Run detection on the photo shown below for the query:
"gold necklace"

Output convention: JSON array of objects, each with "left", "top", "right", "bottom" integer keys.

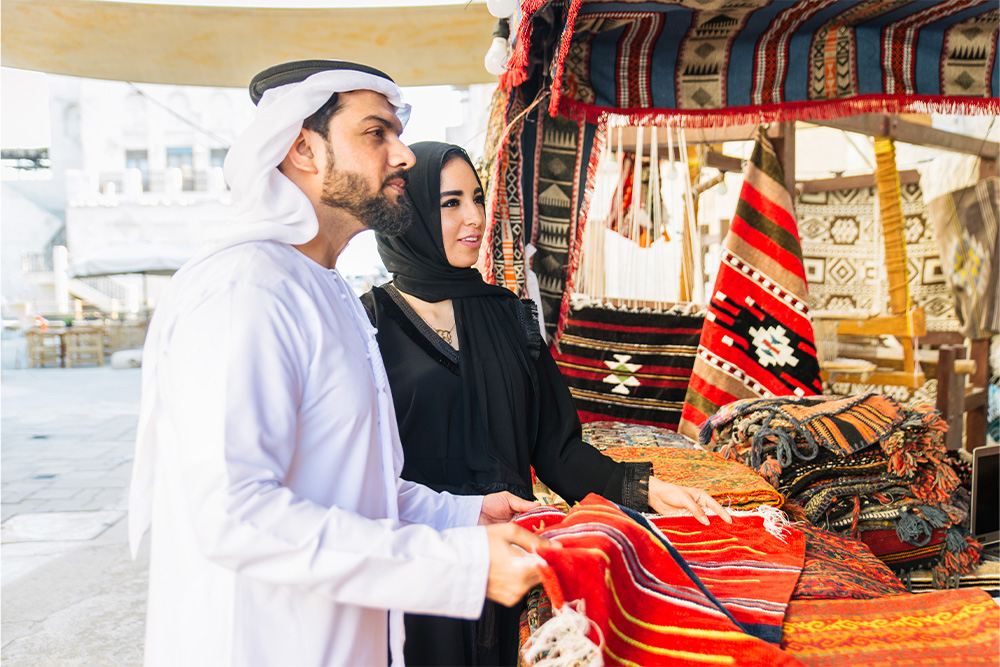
[{"left": 434, "top": 322, "right": 456, "bottom": 345}]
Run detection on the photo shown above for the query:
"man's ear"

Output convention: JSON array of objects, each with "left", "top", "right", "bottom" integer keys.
[{"left": 283, "top": 129, "right": 320, "bottom": 175}]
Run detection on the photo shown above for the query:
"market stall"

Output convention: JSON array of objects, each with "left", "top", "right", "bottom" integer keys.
[{"left": 482, "top": 1, "right": 999, "bottom": 663}]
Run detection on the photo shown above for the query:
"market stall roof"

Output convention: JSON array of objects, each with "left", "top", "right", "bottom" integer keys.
[{"left": 1, "top": 0, "right": 499, "bottom": 88}]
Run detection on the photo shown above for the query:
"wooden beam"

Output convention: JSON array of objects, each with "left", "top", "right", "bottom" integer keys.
[
  {"left": 798, "top": 169, "right": 921, "bottom": 194},
  {"left": 833, "top": 308, "right": 927, "bottom": 338},
  {"left": 806, "top": 114, "right": 999, "bottom": 158},
  {"left": 0, "top": 0, "right": 499, "bottom": 88}
]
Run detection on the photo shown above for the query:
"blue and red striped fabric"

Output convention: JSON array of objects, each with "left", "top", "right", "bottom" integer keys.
[{"left": 505, "top": 0, "right": 1000, "bottom": 126}]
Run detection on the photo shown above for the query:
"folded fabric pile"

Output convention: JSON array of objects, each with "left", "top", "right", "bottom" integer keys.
[
  {"left": 701, "top": 394, "right": 981, "bottom": 581},
  {"left": 515, "top": 495, "right": 806, "bottom": 666}
]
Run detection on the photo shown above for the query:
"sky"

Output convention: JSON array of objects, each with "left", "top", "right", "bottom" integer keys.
[{"left": 1, "top": 69, "right": 51, "bottom": 149}]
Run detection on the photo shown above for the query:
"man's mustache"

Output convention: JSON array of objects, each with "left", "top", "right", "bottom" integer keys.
[{"left": 383, "top": 170, "right": 410, "bottom": 189}]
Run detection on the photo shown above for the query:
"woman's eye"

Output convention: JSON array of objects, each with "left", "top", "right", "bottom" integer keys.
[
  {"left": 440, "top": 198, "right": 459, "bottom": 208},
  {"left": 474, "top": 194, "right": 486, "bottom": 206}
]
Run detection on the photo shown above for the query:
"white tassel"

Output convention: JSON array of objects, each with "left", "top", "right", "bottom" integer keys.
[
  {"left": 650, "top": 503, "right": 793, "bottom": 542},
  {"left": 521, "top": 599, "right": 604, "bottom": 667}
]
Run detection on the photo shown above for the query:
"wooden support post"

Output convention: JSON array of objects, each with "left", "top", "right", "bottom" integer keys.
[{"left": 936, "top": 345, "right": 965, "bottom": 451}]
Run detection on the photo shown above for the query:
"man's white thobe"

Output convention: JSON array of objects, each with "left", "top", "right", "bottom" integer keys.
[{"left": 131, "top": 240, "right": 489, "bottom": 666}]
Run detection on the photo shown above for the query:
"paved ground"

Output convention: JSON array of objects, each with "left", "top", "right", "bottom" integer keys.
[{"left": 2, "top": 332, "right": 147, "bottom": 666}]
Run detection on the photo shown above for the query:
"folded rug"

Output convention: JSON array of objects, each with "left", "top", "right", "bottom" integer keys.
[
  {"left": 583, "top": 420, "right": 700, "bottom": 450},
  {"left": 601, "top": 445, "right": 784, "bottom": 510},
  {"left": 792, "top": 523, "right": 908, "bottom": 600},
  {"left": 781, "top": 588, "right": 1000, "bottom": 666}
]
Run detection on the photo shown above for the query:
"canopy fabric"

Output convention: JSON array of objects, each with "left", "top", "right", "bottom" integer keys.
[
  {"left": 68, "top": 242, "right": 196, "bottom": 278},
  {"left": 503, "top": 0, "right": 999, "bottom": 127},
  {"left": 1, "top": 0, "right": 498, "bottom": 88}
]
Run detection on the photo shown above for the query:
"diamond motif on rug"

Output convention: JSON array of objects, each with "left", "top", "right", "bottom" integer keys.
[{"left": 603, "top": 354, "right": 642, "bottom": 394}]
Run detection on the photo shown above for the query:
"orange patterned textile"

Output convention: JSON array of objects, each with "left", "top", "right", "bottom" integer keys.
[
  {"left": 601, "top": 445, "right": 784, "bottom": 510},
  {"left": 781, "top": 588, "right": 1000, "bottom": 666}
]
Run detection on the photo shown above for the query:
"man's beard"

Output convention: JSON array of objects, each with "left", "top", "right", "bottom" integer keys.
[{"left": 320, "top": 156, "right": 412, "bottom": 237}]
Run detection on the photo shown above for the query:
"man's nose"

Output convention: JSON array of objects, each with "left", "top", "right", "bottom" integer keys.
[{"left": 389, "top": 137, "right": 415, "bottom": 171}]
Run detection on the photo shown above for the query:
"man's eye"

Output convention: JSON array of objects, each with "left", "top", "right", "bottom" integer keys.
[{"left": 369, "top": 129, "right": 385, "bottom": 138}]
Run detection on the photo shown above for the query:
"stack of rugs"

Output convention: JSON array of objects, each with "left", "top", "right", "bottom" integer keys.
[
  {"left": 515, "top": 496, "right": 1000, "bottom": 667},
  {"left": 700, "top": 393, "right": 982, "bottom": 581}
]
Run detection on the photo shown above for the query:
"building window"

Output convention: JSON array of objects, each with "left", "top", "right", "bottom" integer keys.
[
  {"left": 126, "top": 149, "right": 150, "bottom": 191},
  {"left": 210, "top": 148, "right": 228, "bottom": 170},
  {"left": 166, "top": 147, "right": 194, "bottom": 191}
]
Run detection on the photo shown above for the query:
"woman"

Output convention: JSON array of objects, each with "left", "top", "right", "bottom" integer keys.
[{"left": 362, "top": 142, "right": 729, "bottom": 666}]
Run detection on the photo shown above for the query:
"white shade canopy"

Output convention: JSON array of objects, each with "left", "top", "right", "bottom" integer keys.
[
  {"left": 1, "top": 0, "right": 499, "bottom": 88},
  {"left": 68, "top": 241, "right": 197, "bottom": 278}
]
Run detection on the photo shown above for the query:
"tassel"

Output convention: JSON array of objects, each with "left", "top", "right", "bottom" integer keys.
[{"left": 521, "top": 599, "right": 604, "bottom": 667}]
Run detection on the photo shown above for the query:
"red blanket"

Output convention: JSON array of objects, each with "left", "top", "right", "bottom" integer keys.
[{"left": 516, "top": 495, "right": 805, "bottom": 666}]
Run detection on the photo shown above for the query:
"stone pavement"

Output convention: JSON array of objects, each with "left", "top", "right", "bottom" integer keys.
[{"left": 2, "top": 358, "right": 147, "bottom": 666}]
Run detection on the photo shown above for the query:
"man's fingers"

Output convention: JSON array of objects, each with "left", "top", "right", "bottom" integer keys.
[
  {"left": 505, "top": 493, "right": 541, "bottom": 513},
  {"left": 500, "top": 522, "right": 560, "bottom": 551}
]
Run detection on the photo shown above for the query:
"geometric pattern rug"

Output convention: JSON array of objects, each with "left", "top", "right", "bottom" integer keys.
[
  {"left": 798, "top": 182, "right": 961, "bottom": 407},
  {"left": 797, "top": 182, "right": 960, "bottom": 331},
  {"left": 553, "top": 301, "right": 705, "bottom": 429}
]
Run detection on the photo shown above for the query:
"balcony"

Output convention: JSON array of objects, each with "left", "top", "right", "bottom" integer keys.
[{"left": 67, "top": 167, "right": 230, "bottom": 205}]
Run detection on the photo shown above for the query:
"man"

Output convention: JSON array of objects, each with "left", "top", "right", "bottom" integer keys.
[{"left": 128, "top": 60, "right": 551, "bottom": 666}]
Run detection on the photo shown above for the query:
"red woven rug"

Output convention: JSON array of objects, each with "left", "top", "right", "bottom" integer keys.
[
  {"left": 679, "top": 129, "right": 821, "bottom": 440},
  {"left": 781, "top": 588, "right": 1000, "bottom": 666},
  {"left": 516, "top": 495, "right": 806, "bottom": 666},
  {"left": 552, "top": 302, "right": 705, "bottom": 429}
]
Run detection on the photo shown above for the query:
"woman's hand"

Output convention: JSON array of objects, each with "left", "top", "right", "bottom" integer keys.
[
  {"left": 647, "top": 477, "right": 733, "bottom": 525},
  {"left": 479, "top": 491, "right": 541, "bottom": 525}
]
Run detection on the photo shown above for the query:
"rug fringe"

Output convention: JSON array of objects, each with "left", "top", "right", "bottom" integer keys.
[{"left": 557, "top": 95, "right": 1000, "bottom": 128}]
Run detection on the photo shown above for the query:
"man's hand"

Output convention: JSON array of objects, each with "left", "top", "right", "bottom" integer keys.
[
  {"left": 647, "top": 477, "right": 733, "bottom": 525},
  {"left": 484, "top": 523, "right": 555, "bottom": 606},
  {"left": 478, "top": 491, "right": 540, "bottom": 525}
]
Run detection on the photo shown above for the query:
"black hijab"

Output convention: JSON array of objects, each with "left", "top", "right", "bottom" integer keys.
[{"left": 375, "top": 141, "right": 540, "bottom": 498}]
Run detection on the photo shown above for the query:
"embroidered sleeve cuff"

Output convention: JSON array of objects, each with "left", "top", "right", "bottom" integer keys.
[{"left": 621, "top": 462, "right": 653, "bottom": 513}]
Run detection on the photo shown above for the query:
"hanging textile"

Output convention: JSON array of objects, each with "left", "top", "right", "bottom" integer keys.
[
  {"left": 484, "top": 17, "right": 605, "bottom": 342},
  {"left": 679, "top": 129, "right": 821, "bottom": 439},
  {"left": 551, "top": 301, "right": 704, "bottom": 429},
  {"left": 926, "top": 178, "right": 1000, "bottom": 339},
  {"left": 504, "top": 0, "right": 1000, "bottom": 127},
  {"left": 798, "top": 183, "right": 960, "bottom": 332},
  {"left": 781, "top": 589, "right": 1000, "bottom": 666},
  {"left": 514, "top": 495, "right": 806, "bottom": 665}
]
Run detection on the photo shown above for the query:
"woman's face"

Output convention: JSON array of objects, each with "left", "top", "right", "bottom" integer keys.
[{"left": 439, "top": 157, "right": 486, "bottom": 268}]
